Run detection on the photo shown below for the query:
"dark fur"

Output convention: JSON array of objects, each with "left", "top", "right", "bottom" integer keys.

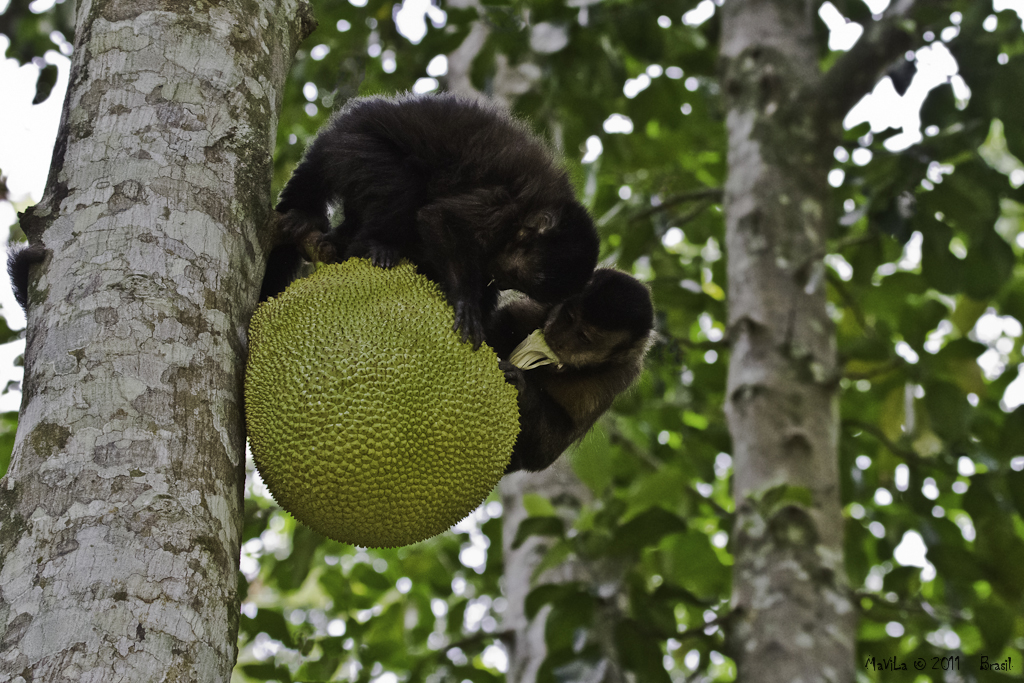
[
  {"left": 267, "top": 93, "right": 600, "bottom": 346},
  {"left": 487, "top": 269, "right": 654, "bottom": 473},
  {"left": 8, "top": 244, "right": 46, "bottom": 312},
  {"left": 259, "top": 245, "right": 309, "bottom": 302}
]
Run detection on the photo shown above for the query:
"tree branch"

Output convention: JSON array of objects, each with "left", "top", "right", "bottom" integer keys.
[
  {"left": 825, "top": 271, "right": 872, "bottom": 334},
  {"left": 843, "top": 356, "right": 903, "bottom": 381},
  {"left": 819, "top": 0, "right": 925, "bottom": 119},
  {"left": 445, "top": 6, "right": 491, "bottom": 100},
  {"left": 792, "top": 230, "right": 878, "bottom": 275},
  {"left": 630, "top": 187, "right": 723, "bottom": 223},
  {"left": 675, "top": 611, "right": 733, "bottom": 642},
  {"left": 842, "top": 419, "right": 942, "bottom": 470}
]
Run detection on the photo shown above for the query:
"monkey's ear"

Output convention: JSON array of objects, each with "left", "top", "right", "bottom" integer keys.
[{"left": 525, "top": 211, "right": 556, "bottom": 234}]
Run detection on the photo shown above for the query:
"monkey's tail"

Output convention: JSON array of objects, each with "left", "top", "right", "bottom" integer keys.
[{"left": 7, "top": 243, "right": 46, "bottom": 312}]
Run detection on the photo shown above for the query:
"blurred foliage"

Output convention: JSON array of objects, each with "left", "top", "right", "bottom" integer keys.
[
  {"left": 4, "top": 0, "right": 1024, "bottom": 681},
  {"left": 0, "top": 411, "right": 17, "bottom": 476},
  {"left": 0, "top": 0, "right": 74, "bottom": 103}
]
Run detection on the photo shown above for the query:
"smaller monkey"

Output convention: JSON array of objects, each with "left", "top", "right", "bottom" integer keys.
[
  {"left": 486, "top": 268, "right": 655, "bottom": 473},
  {"left": 8, "top": 243, "right": 46, "bottom": 312}
]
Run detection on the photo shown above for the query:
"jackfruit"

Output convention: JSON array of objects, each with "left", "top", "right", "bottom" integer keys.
[{"left": 245, "top": 258, "right": 520, "bottom": 548}]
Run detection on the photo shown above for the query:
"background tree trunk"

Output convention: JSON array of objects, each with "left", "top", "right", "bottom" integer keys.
[
  {"left": 0, "top": 0, "right": 313, "bottom": 679},
  {"left": 719, "top": 1, "right": 915, "bottom": 679},
  {"left": 501, "top": 461, "right": 629, "bottom": 683},
  {"left": 719, "top": 1, "right": 853, "bottom": 678}
]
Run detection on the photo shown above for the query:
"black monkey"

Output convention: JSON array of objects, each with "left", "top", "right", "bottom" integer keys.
[
  {"left": 486, "top": 268, "right": 655, "bottom": 473},
  {"left": 267, "top": 93, "right": 600, "bottom": 347},
  {"left": 8, "top": 244, "right": 46, "bottom": 312}
]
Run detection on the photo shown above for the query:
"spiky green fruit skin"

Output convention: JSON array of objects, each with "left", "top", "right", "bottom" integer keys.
[{"left": 245, "top": 259, "right": 519, "bottom": 548}]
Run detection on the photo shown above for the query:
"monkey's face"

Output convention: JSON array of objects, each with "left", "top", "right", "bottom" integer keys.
[
  {"left": 542, "top": 302, "right": 634, "bottom": 368},
  {"left": 489, "top": 228, "right": 546, "bottom": 292},
  {"left": 491, "top": 203, "right": 598, "bottom": 303}
]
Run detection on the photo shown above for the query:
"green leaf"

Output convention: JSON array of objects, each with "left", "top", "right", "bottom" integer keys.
[
  {"left": 32, "top": 63, "right": 57, "bottom": 104},
  {"left": 615, "top": 619, "right": 672, "bottom": 683},
  {"left": 622, "top": 466, "right": 690, "bottom": 520},
  {"left": 545, "top": 589, "right": 595, "bottom": 652},
  {"left": 662, "top": 531, "right": 728, "bottom": 598},
  {"left": 350, "top": 561, "right": 391, "bottom": 592},
  {"left": 0, "top": 412, "right": 17, "bottom": 478},
  {"left": 962, "top": 230, "right": 1016, "bottom": 299},
  {"left": 272, "top": 525, "right": 319, "bottom": 591},
  {"left": 241, "top": 663, "right": 294, "bottom": 683},
  {"left": 755, "top": 484, "right": 814, "bottom": 517},
  {"left": 1007, "top": 471, "right": 1024, "bottom": 518},
  {"left": 682, "top": 411, "right": 708, "bottom": 430},
  {"left": 532, "top": 539, "right": 572, "bottom": 581},
  {"left": 921, "top": 380, "right": 970, "bottom": 441},
  {"left": 918, "top": 216, "right": 963, "bottom": 294},
  {"left": 608, "top": 508, "right": 687, "bottom": 556},
  {"left": 240, "top": 608, "right": 294, "bottom": 649},
  {"left": 522, "top": 492, "right": 557, "bottom": 517},
  {"left": 572, "top": 426, "right": 614, "bottom": 494},
  {"left": 525, "top": 582, "right": 579, "bottom": 620},
  {"left": 926, "top": 337, "right": 987, "bottom": 395},
  {"left": 511, "top": 516, "right": 565, "bottom": 549},
  {"left": 0, "top": 315, "right": 19, "bottom": 345},
  {"left": 974, "top": 601, "right": 1014, "bottom": 653}
]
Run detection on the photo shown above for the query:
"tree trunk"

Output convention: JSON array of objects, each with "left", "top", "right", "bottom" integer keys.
[
  {"left": 501, "top": 460, "right": 627, "bottom": 683},
  {"left": 719, "top": 0, "right": 920, "bottom": 675},
  {"left": 0, "top": 1, "right": 313, "bottom": 679},
  {"left": 719, "top": 1, "right": 858, "bottom": 680}
]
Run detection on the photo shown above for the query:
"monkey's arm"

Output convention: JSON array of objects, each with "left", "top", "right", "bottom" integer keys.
[
  {"left": 484, "top": 297, "right": 549, "bottom": 358},
  {"left": 542, "top": 361, "right": 643, "bottom": 430},
  {"left": 259, "top": 217, "right": 339, "bottom": 301},
  {"left": 416, "top": 189, "right": 514, "bottom": 348},
  {"left": 504, "top": 365, "right": 580, "bottom": 473},
  {"left": 259, "top": 246, "right": 306, "bottom": 301},
  {"left": 275, "top": 140, "right": 336, "bottom": 242},
  {"left": 507, "top": 360, "right": 643, "bottom": 473}
]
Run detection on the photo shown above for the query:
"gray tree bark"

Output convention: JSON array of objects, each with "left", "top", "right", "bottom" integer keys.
[
  {"left": 501, "top": 461, "right": 627, "bottom": 683},
  {"left": 719, "top": 0, "right": 916, "bottom": 680},
  {"left": 0, "top": 0, "right": 313, "bottom": 679}
]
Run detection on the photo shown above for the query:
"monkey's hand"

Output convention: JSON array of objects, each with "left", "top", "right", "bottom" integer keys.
[
  {"left": 347, "top": 238, "right": 402, "bottom": 269},
  {"left": 452, "top": 300, "right": 486, "bottom": 350},
  {"left": 310, "top": 234, "right": 339, "bottom": 263},
  {"left": 497, "top": 360, "right": 526, "bottom": 395},
  {"left": 278, "top": 209, "right": 330, "bottom": 245},
  {"left": 366, "top": 242, "right": 401, "bottom": 269}
]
